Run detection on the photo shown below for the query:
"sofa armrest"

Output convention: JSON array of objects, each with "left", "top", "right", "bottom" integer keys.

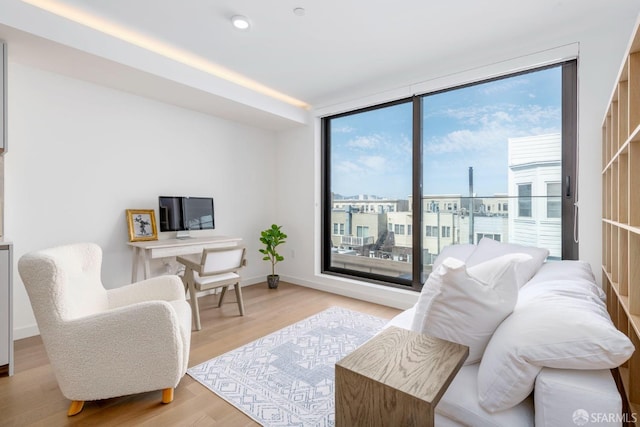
[{"left": 534, "top": 368, "right": 622, "bottom": 427}]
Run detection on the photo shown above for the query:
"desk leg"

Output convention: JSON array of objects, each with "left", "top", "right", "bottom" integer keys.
[
  {"left": 142, "top": 252, "right": 151, "bottom": 280},
  {"left": 131, "top": 247, "right": 140, "bottom": 283},
  {"left": 131, "top": 248, "right": 153, "bottom": 282}
]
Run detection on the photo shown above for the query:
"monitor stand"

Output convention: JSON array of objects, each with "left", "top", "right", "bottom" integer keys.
[{"left": 176, "top": 230, "right": 191, "bottom": 240}]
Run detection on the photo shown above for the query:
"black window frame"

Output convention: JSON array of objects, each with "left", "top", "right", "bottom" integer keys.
[{"left": 321, "top": 60, "right": 578, "bottom": 290}]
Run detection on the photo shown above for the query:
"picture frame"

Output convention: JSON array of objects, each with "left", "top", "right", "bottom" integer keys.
[{"left": 126, "top": 209, "right": 158, "bottom": 242}]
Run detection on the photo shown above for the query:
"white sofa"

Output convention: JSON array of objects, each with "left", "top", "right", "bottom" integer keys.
[{"left": 385, "top": 239, "right": 634, "bottom": 426}]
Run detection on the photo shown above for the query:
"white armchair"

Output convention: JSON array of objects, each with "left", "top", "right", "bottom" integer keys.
[{"left": 17, "top": 243, "right": 192, "bottom": 416}]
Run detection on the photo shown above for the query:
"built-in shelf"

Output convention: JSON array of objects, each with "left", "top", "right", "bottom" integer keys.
[{"left": 602, "top": 13, "right": 640, "bottom": 416}]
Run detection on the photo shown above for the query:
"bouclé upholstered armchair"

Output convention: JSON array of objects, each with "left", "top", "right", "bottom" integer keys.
[{"left": 17, "top": 243, "right": 192, "bottom": 416}]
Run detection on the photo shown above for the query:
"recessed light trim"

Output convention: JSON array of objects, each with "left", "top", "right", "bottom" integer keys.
[{"left": 231, "top": 15, "right": 250, "bottom": 30}]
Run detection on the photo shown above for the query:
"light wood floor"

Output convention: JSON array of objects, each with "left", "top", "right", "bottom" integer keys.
[{"left": 0, "top": 282, "right": 402, "bottom": 426}]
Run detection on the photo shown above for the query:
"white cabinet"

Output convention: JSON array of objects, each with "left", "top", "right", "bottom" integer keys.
[
  {"left": 1, "top": 41, "right": 5, "bottom": 152},
  {"left": 0, "top": 243, "right": 12, "bottom": 376}
]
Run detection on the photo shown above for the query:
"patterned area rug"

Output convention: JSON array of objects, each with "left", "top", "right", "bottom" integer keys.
[{"left": 187, "top": 306, "right": 388, "bottom": 427}]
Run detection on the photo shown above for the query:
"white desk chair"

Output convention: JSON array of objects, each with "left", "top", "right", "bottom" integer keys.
[{"left": 177, "top": 246, "right": 246, "bottom": 331}]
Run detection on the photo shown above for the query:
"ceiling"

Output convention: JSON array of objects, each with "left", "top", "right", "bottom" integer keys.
[{"left": 1, "top": 0, "right": 640, "bottom": 130}]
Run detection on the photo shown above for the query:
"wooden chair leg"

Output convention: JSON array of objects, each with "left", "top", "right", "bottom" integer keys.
[
  {"left": 180, "top": 273, "right": 189, "bottom": 294},
  {"left": 161, "top": 388, "right": 174, "bottom": 404},
  {"left": 234, "top": 283, "right": 245, "bottom": 316},
  {"left": 67, "top": 400, "right": 84, "bottom": 416},
  {"left": 186, "top": 275, "right": 201, "bottom": 331},
  {"left": 217, "top": 286, "right": 228, "bottom": 307}
]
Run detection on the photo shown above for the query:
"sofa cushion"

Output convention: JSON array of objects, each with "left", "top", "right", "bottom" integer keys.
[
  {"left": 477, "top": 261, "right": 635, "bottom": 412},
  {"left": 436, "top": 364, "right": 534, "bottom": 427},
  {"left": 534, "top": 368, "right": 622, "bottom": 427},
  {"left": 466, "top": 237, "right": 549, "bottom": 287},
  {"left": 411, "top": 253, "right": 531, "bottom": 364},
  {"left": 384, "top": 305, "right": 415, "bottom": 330}
]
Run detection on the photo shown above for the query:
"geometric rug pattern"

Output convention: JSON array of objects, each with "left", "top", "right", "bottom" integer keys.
[{"left": 187, "top": 306, "right": 388, "bottom": 427}]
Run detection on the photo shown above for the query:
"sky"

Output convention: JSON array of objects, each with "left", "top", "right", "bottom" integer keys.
[{"left": 330, "top": 66, "right": 562, "bottom": 199}]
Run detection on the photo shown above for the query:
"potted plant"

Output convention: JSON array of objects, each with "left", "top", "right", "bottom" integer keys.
[{"left": 259, "top": 224, "right": 287, "bottom": 289}]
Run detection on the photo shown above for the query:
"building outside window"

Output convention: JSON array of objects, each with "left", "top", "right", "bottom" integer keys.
[{"left": 477, "top": 233, "right": 501, "bottom": 242}]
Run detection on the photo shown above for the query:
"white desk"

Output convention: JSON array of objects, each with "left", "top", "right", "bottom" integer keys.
[{"left": 128, "top": 236, "right": 242, "bottom": 282}]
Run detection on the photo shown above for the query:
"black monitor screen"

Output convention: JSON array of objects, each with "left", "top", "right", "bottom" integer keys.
[
  {"left": 159, "top": 196, "right": 182, "bottom": 232},
  {"left": 158, "top": 196, "right": 215, "bottom": 232},
  {"left": 183, "top": 197, "right": 215, "bottom": 230}
]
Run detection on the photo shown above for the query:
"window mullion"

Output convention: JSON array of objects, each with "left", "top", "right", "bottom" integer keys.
[{"left": 412, "top": 96, "right": 423, "bottom": 289}]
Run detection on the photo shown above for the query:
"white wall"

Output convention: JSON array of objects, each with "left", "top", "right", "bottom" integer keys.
[
  {"left": 6, "top": 63, "right": 279, "bottom": 338},
  {"left": 7, "top": 13, "right": 638, "bottom": 339},
  {"left": 276, "top": 17, "right": 639, "bottom": 306}
]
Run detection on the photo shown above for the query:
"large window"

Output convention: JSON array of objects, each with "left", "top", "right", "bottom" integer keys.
[{"left": 322, "top": 61, "right": 577, "bottom": 289}]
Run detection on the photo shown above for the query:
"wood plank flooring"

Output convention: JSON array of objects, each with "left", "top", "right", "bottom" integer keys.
[{"left": 0, "top": 282, "right": 401, "bottom": 426}]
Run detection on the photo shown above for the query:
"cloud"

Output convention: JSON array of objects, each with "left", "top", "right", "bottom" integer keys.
[
  {"left": 347, "top": 134, "right": 381, "bottom": 149},
  {"left": 425, "top": 103, "right": 560, "bottom": 154},
  {"left": 334, "top": 132, "right": 412, "bottom": 191},
  {"left": 359, "top": 155, "right": 387, "bottom": 170},
  {"left": 334, "top": 160, "right": 363, "bottom": 174},
  {"left": 479, "top": 78, "right": 529, "bottom": 95},
  {"left": 333, "top": 124, "right": 355, "bottom": 134},
  {"left": 425, "top": 128, "right": 504, "bottom": 154}
]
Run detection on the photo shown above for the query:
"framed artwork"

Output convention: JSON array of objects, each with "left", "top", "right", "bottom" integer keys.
[{"left": 126, "top": 209, "right": 158, "bottom": 242}]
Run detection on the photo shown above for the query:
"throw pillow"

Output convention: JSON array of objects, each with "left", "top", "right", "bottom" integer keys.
[
  {"left": 432, "top": 243, "right": 476, "bottom": 272},
  {"left": 466, "top": 237, "right": 549, "bottom": 287},
  {"left": 477, "top": 263, "right": 635, "bottom": 412},
  {"left": 411, "top": 253, "right": 532, "bottom": 365}
]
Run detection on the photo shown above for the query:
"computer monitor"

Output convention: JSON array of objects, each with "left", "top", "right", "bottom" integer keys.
[
  {"left": 183, "top": 197, "right": 215, "bottom": 230},
  {"left": 158, "top": 196, "right": 214, "bottom": 238}
]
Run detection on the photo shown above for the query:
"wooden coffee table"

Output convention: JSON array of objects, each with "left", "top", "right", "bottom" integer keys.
[{"left": 335, "top": 326, "right": 468, "bottom": 427}]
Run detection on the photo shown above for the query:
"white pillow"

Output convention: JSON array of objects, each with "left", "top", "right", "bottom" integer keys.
[
  {"left": 523, "top": 260, "right": 597, "bottom": 289},
  {"left": 466, "top": 237, "right": 549, "bottom": 287},
  {"left": 411, "top": 253, "right": 532, "bottom": 365},
  {"left": 432, "top": 243, "right": 476, "bottom": 272},
  {"left": 477, "top": 267, "right": 635, "bottom": 412}
]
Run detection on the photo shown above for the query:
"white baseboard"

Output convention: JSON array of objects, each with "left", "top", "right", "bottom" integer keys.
[
  {"left": 278, "top": 274, "right": 417, "bottom": 310},
  {"left": 14, "top": 324, "right": 39, "bottom": 341}
]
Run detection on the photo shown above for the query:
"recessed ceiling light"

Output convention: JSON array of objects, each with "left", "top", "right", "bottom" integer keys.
[
  {"left": 293, "top": 7, "right": 305, "bottom": 16},
  {"left": 231, "top": 15, "right": 250, "bottom": 30}
]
